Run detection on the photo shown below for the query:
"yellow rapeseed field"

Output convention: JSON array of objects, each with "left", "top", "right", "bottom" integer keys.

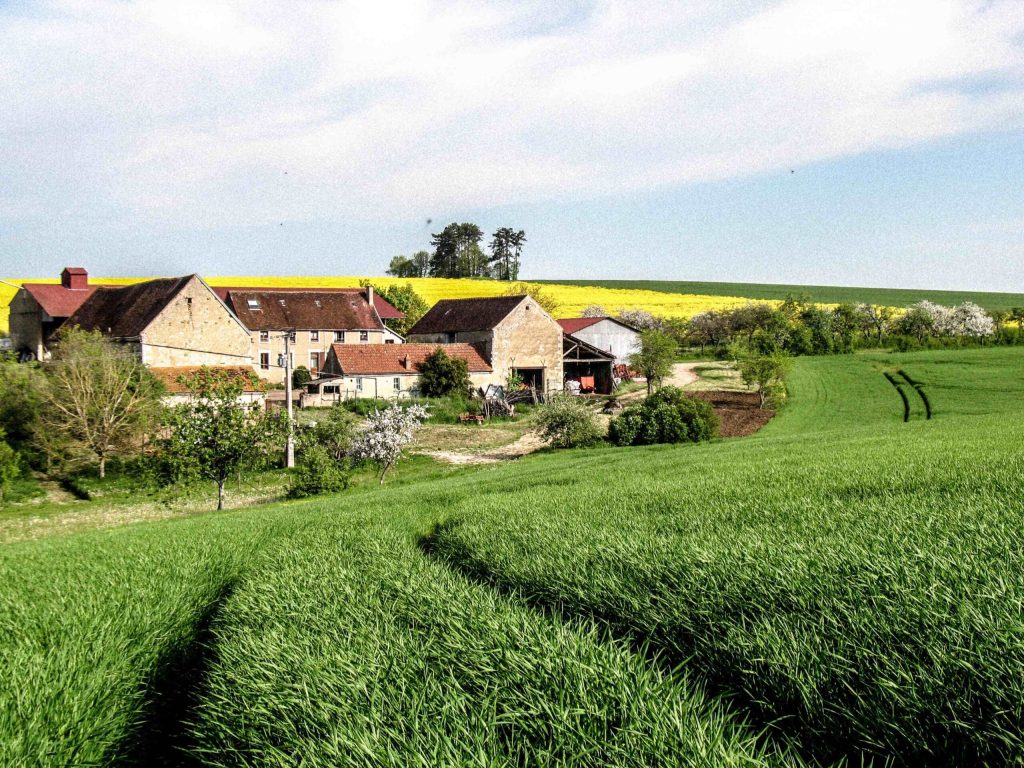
[{"left": 0, "top": 275, "right": 756, "bottom": 334}]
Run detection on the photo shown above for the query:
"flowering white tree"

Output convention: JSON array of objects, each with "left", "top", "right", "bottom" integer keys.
[
  {"left": 349, "top": 404, "right": 429, "bottom": 484},
  {"left": 951, "top": 302, "right": 995, "bottom": 338},
  {"left": 581, "top": 304, "right": 607, "bottom": 318}
]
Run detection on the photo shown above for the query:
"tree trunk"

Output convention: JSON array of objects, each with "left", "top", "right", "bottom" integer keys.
[
  {"left": 217, "top": 478, "right": 226, "bottom": 511},
  {"left": 98, "top": 455, "right": 106, "bottom": 479}
]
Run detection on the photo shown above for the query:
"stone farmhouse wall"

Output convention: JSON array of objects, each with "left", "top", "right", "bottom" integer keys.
[
  {"left": 7, "top": 291, "right": 44, "bottom": 360},
  {"left": 140, "top": 279, "right": 252, "bottom": 367},
  {"left": 253, "top": 328, "right": 391, "bottom": 385}
]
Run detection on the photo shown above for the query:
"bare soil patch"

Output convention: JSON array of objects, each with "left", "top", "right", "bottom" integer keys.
[{"left": 690, "top": 390, "right": 775, "bottom": 438}]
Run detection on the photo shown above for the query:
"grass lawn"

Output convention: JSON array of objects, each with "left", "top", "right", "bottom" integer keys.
[{"left": 1, "top": 347, "right": 1022, "bottom": 765}]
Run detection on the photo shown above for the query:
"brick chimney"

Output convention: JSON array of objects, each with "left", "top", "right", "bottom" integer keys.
[
  {"left": 402, "top": 354, "right": 411, "bottom": 371},
  {"left": 61, "top": 267, "right": 88, "bottom": 290}
]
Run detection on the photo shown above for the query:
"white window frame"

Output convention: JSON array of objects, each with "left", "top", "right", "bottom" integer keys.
[
  {"left": 259, "top": 352, "right": 270, "bottom": 370},
  {"left": 393, "top": 377, "right": 401, "bottom": 392},
  {"left": 356, "top": 377, "right": 363, "bottom": 392},
  {"left": 359, "top": 330, "right": 369, "bottom": 343},
  {"left": 259, "top": 330, "right": 269, "bottom": 342},
  {"left": 334, "top": 331, "right": 344, "bottom": 343},
  {"left": 310, "top": 330, "right": 319, "bottom": 342}
]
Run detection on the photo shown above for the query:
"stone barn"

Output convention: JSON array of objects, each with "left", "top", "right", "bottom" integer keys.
[{"left": 407, "top": 295, "right": 563, "bottom": 393}]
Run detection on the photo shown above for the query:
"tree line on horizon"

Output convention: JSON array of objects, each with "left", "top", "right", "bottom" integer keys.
[{"left": 386, "top": 223, "right": 526, "bottom": 280}]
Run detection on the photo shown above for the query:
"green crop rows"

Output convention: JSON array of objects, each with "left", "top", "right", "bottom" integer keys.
[{"left": 1, "top": 347, "right": 1022, "bottom": 765}]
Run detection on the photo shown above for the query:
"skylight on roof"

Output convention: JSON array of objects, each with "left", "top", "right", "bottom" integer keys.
[{"left": 246, "top": 299, "right": 261, "bottom": 311}]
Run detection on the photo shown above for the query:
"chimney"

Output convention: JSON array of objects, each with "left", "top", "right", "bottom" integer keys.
[
  {"left": 366, "top": 285, "right": 374, "bottom": 308},
  {"left": 402, "top": 354, "right": 411, "bottom": 371},
  {"left": 61, "top": 267, "right": 88, "bottom": 290}
]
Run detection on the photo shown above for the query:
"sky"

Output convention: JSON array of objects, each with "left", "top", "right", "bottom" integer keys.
[{"left": 1, "top": 0, "right": 1022, "bottom": 291}]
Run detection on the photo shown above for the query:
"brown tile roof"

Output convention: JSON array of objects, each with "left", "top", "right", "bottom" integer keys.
[
  {"left": 328, "top": 343, "right": 491, "bottom": 375},
  {"left": 223, "top": 290, "right": 387, "bottom": 332},
  {"left": 212, "top": 287, "right": 404, "bottom": 320},
  {"left": 22, "top": 284, "right": 98, "bottom": 318},
  {"left": 65, "top": 276, "right": 193, "bottom": 338},
  {"left": 407, "top": 296, "right": 527, "bottom": 335},
  {"left": 151, "top": 366, "right": 266, "bottom": 394}
]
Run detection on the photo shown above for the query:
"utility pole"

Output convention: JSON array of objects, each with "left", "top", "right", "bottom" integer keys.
[{"left": 282, "top": 330, "right": 295, "bottom": 468}]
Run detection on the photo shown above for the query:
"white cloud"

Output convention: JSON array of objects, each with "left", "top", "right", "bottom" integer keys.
[{"left": 1, "top": 0, "right": 1022, "bottom": 228}]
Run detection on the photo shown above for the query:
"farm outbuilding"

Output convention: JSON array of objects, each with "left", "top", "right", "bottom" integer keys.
[
  {"left": 307, "top": 342, "right": 494, "bottom": 405},
  {"left": 8, "top": 267, "right": 99, "bottom": 361},
  {"left": 557, "top": 317, "right": 640, "bottom": 366},
  {"left": 562, "top": 335, "right": 616, "bottom": 394},
  {"left": 407, "top": 295, "right": 563, "bottom": 394}
]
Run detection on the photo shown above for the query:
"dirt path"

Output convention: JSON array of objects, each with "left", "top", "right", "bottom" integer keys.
[
  {"left": 419, "top": 431, "right": 546, "bottom": 465},
  {"left": 665, "top": 362, "right": 702, "bottom": 388}
]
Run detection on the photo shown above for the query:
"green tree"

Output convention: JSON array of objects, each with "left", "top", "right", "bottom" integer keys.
[
  {"left": 164, "top": 368, "right": 282, "bottom": 510},
  {"left": 736, "top": 349, "right": 791, "bottom": 408},
  {"left": 288, "top": 443, "right": 350, "bottom": 499},
  {"left": 537, "top": 394, "right": 601, "bottom": 448},
  {"left": 489, "top": 227, "right": 526, "bottom": 281},
  {"left": 417, "top": 347, "right": 470, "bottom": 398},
  {"left": 430, "top": 222, "right": 486, "bottom": 277},
  {"left": 0, "top": 355, "right": 45, "bottom": 451},
  {"left": 386, "top": 255, "right": 416, "bottom": 277},
  {"left": 502, "top": 283, "right": 559, "bottom": 316},
  {"left": 361, "top": 281, "right": 429, "bottom": 336},
  {"left": 630, "top": 330, "right": 678, "bottom": 395},
  {"left": 292, "top": 366, "right": 312, "bottom": 388},
  {"left": 0, "top": 429, "right": 19, "bottom": 503},
  {"left": 40, "top": 327, "right": 163, "bottom": 478}
]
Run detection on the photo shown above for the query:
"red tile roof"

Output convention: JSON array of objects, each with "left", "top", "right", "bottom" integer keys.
[
  {"left": 558, "top": 316, "right": 641, "bottom": 334},
  {"left": 21, "top": 283, "right": 99, "bottom": 318},
  {"left": 151, "top": 366, "right": 266, "bottom": 394},
  {"left": 327, "top": 343, "right": 491, "bottom": 375},
  {"left": 211, "top": 287, "right": 404, "bottom": 321},
  {"left": 557, "top": 317, "right": 604, "bottom": 334}
]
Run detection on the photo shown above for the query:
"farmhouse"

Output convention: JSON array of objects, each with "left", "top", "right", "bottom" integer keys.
[
  {"left": 64, "top": 275, "right": 252, "bottom": 367},
  {"left": 407, "top": 295, "right": 563, "bottom": 393},
  {"left": 557, "top": 316, "right": 640, "bottom": 366},
  {"left": 150, "top": 366, "right": 267, "bottom": 408},
  {"left": 8, "top": 267, "right": 99, "bottom": 360},
  {"left": 307, "top": 343, "right": 493, "bottom": 404},
  {"left": 215, "top": 287, "right": 404, "bottom": 384}
]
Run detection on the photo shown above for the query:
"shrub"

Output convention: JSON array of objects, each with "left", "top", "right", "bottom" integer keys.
[
  {"left": 340, "top": 398, "right": 392, "bottom": 417},
  {"left": 417, "top": 348, "right": 470, "bottom": 398},
  {"left": 0, "top": 431, "right": 19, "bottom": 503},
  {"left": 537, "top": 395, "right": 602, "bottom": 448},
  {"left": 288, "top": 444, "right": 350, "bottom": 499},
  {"left": 291, "top": 366, "right": 312, "bottom": 388},
  {"left": 608, "top": 387, "right": 717, "bottom": 447}
]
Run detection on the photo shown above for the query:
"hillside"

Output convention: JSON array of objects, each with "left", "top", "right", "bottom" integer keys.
[
  {"left": 537, "top": 278, "right": 1024, "bottom": 311},
  {"left": 2, "top": 347, "right": 1023, "bottom": 765}
]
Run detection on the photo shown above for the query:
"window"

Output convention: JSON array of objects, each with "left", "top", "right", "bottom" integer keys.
[
  {"left": 260, "top": 352, "right": 270, "bottom": 370},
  {"left": 259, "top": 330, "right": 269, "bottom": 342},
  {"left": 446, "top": 332, "right": 456, "bottom": 343},
  {"left": 288, "top": 331, "right": 296, "bottom": 342},
  {"left": 385, "top": 339, "right": 395, "bottom": 345},
  {"left": 247, "top": 299, "right": 261, "bottom": 311},
  {"left": 186, "top": 297, "right": 192, "bottom": 307},
  {"left": 310, "top": 331, "right": 319, "bottom": 342},
  {"left": 359, "top": 330, "right": 369, "bottom": 343},
  {"left": 334, "top": 331, "right": 344, "bottom": 342},
  {"left": 356, "top": 377, "right": 363, "bottom": 392},
  {"left": 323, "top": 385, "right": 339, "bottom": 395},
  {"left": 393, "top": 377, "right": 401, "bottom": 392},
  {"left": 309, "top": 352, "right": 320, "bottom": 372}
]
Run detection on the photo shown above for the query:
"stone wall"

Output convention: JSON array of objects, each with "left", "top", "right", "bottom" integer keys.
[
  {"left": 7, "top": 291, "right": 44, "bottom": 360},
  {"left": 140, "top": 278, "right": 253, "bottom": 367},
  {"left": 490, "top": 297, "right": 563, "bottom": 392}
]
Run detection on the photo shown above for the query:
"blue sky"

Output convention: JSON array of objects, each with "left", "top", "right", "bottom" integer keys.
[{"left": 1, "top": 1, "right": 1022, "bottom": 291}]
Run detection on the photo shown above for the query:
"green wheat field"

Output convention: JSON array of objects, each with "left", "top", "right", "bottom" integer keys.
[{"left": 2, "top": 347, "right": 1023, "bottom": 766}]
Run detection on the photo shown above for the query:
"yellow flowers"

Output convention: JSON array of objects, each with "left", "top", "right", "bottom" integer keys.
[{"left": 0, "top": 275, "right": 755, "bottom": 334}]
